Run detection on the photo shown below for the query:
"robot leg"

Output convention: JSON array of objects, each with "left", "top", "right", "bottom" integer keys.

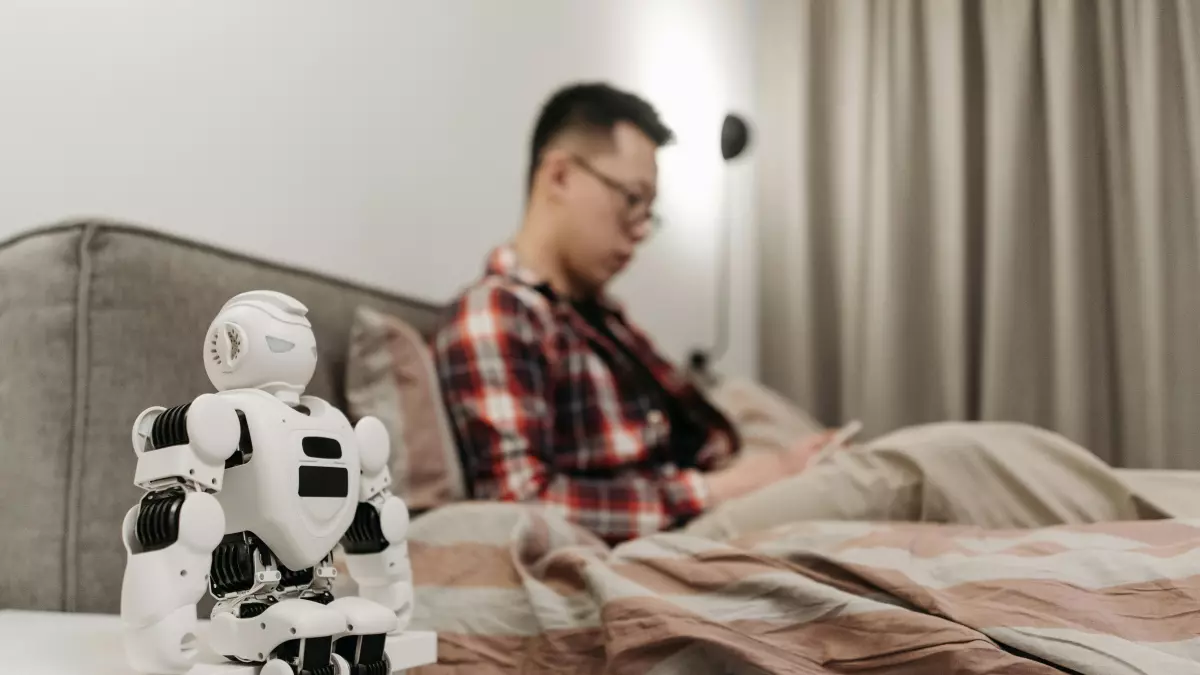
[
  {"left": 208, "top": 598, "right": 350, "bottom": 674},
  {"left": 329, "top": 596, "right": 399, "bottom": 674},
  {"left": 120, "top": 490, "right": 226, "bottom": 675}
]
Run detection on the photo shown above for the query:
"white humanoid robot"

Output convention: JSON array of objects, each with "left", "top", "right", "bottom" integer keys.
[{"left": 119, "top": 291, "right": 434, "bottom": 675}]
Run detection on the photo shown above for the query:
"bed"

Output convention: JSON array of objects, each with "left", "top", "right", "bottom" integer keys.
[{"left": 398, "top": 502, "right": 1200, "bottom": 674}]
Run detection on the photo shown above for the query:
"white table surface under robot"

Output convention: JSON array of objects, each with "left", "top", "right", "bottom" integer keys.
[{"left": 0, "top": 610, "right": 437, "bottom": 674}]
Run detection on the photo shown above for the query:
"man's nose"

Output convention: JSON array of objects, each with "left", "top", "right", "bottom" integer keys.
[{"left": 626, "top": 217, "right": 652, "bottom": 243}]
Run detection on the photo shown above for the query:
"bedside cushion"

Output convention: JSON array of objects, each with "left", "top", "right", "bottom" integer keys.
[
  {"left": 703, "top": 376, "right": 828, "bottom": 454},
  {"left": 345, "top": 306, "right": 466, "bottom": 511}
]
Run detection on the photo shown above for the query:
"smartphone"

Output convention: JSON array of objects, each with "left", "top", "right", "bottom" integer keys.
[
  {"left": 808, "top": 420, "right": 863, "bottom": 467},
  {"left": 827, "top": 420, "right": 863, "bottom": 448}
]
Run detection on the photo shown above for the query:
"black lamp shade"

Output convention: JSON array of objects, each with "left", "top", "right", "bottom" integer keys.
[{"left": 721, "top": 113, "right": 750, "bottom": 161}]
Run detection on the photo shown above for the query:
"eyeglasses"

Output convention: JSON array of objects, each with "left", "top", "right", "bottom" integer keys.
[{"left": 570, "top": 155, "right": 662, "bottom": 235}]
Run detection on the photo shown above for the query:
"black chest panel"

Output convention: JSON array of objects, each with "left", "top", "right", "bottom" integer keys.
[{"left": 297, "top": 466, "right": 349, "bottom": 498}]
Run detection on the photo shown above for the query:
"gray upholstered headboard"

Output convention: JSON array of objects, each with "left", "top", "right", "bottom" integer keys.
[{"left": 0, "top": 219, "right": 446, "bottom": 613}]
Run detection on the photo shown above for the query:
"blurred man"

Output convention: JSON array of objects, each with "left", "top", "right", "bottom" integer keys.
[{"left": 432, "top": 82, "right": 829, "bottom": 543}]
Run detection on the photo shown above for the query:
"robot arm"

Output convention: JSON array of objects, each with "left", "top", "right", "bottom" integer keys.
[
  {"left": 130, "top": 393, "right": 246, "bottom": 492},
  {"left": 120, "top": 393, "right": 241, "bottom": 674},
  {"left": 340, "top": 416, "right": 415, "bottom": 633}
]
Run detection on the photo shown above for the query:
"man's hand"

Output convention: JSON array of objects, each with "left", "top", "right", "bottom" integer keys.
[
  {"left": 704, "top": 451, "right": 787, "bottom": 505},
  {"left": 780, "top": 429, "right": 840, "bottom": 474},
  {"left": 704, "top": 429, "right": 839, "bottom": 505}
]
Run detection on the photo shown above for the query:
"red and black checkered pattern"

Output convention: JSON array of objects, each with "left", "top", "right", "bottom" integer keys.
[{"left": 433, "top": 246, "right": 739, "bottom": 543}]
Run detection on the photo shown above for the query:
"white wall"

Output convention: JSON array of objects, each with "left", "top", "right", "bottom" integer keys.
[{"left": 0, "top": 0, "right": 759, "bottom": 378}]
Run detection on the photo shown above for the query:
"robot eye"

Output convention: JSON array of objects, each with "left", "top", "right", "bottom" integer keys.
[{"left": 265, "top": 336, "right": 296, "bottom": 353}]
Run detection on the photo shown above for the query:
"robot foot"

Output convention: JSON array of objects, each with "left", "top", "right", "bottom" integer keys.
[
  {"left": 209, "top": 598, "right": 348, "bottom": 671},
  {"left": 333, "top": 645, "right": 388, "bottom": 675},
  {"left": 270, "top": 640, "right": 351, "bottom": 675},
  {"left": 332, "top": 636, "right": 389, "bottom": 675},
  {"left": 328, "top": 597, "right": 398, "bottom": 675},
  {"left": 259, "top": 661, "right": 297, "bottom": 675}
]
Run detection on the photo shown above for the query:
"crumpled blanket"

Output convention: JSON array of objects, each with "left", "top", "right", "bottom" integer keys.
[{"left": 404, "top": 501, "right": 1200, "bottom": 674}]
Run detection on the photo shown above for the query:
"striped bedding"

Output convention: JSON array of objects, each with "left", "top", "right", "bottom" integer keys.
[{"left": 404, "top": 503, "right": 1200, "bottom": 674}]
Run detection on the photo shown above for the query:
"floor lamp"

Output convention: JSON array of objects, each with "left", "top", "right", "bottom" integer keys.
[{"left": 688, "top": 112, "right": 752, "bottom": 385}]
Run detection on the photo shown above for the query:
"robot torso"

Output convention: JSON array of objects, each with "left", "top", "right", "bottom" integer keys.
[{"left": 215, "top": 389, "right": 361, "bottom": 571}]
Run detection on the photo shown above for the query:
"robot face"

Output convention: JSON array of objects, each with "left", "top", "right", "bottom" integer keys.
[{"left": 203, "top": 292, "right": 318, "bottom": 397}]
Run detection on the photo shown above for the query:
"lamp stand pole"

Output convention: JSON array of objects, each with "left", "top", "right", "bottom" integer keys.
[{"left": 687, "top": 113, "right": 751, "bottom": 385}]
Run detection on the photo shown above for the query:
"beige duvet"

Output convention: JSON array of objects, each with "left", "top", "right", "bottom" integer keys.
[
  {"left": 380, "top": 378, "right": 1200, "bottom": 673},
  {"left": 684, "top": 377, "right": 1200, "bottom": 539},
  {"left": 683, "top": 420, "right": 1195, "bottom": 540}
]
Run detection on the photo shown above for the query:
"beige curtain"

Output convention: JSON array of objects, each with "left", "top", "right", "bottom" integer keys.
[{"left": 757, "top": 0, "right": 1200, "bottom": 468}]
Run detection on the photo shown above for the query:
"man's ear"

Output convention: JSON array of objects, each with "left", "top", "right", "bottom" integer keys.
[{"left": 539, "top": 148, "right": 572, "bottom": 197}]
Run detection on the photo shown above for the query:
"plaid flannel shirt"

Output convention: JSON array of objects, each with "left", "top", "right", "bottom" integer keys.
[{"left": 433, "top": 246, "right": 740, "bottom": 543}]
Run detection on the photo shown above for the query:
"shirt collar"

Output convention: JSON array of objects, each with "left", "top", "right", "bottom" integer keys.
[
  {"left": 484, "top": 244, "right": 544, "bottom": 288},
  {"left": 484, "top": 244, "right": 625, "bottom": 316}
]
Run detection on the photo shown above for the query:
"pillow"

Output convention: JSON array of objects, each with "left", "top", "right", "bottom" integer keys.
[
  {"left": 700, "top": 376, "right": 828, "bottom": 454},
  {"left": 345, "top": 306, "right": 467, "bottom": 511}
]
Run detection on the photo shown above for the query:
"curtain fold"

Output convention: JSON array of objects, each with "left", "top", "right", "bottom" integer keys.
[{"left": 758, "top": 0, "right": 1200, "bottom": 468}]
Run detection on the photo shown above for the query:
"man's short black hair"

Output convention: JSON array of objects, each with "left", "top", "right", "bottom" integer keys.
[{"left": 527, "top": 82, "right": 674, "bottom": 193}]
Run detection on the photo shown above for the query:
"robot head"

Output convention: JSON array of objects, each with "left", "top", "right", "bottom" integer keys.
[{"left": 203, "top": 291, "right": 318, "bottom": 403}]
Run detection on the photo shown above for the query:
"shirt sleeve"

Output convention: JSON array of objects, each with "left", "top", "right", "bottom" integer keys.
[
  {"left": 658, "top": 465, "right": 711, "bottom": 517},
  {"left": 434, "top": 284, "right": 554, "bottom": 503}
]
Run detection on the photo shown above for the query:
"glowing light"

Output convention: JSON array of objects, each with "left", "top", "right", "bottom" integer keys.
[{"left": 626, "top": 1, "right": 727, "bottom": 234}]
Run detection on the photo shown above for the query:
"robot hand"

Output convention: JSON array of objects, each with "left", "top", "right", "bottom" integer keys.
[
  {"left": 119, "top": 491, "right": 226, "bottom": 674},
  {"left": 342, "top": 416, "right": 414, "bottom": 632},
  {"left": 341, "top": 495, "right": 414, "bottom": 633}
]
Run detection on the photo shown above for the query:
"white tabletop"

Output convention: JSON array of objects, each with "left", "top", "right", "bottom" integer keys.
[{"left": 0, "top": 610, "right": 436, "bottom": 674}]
